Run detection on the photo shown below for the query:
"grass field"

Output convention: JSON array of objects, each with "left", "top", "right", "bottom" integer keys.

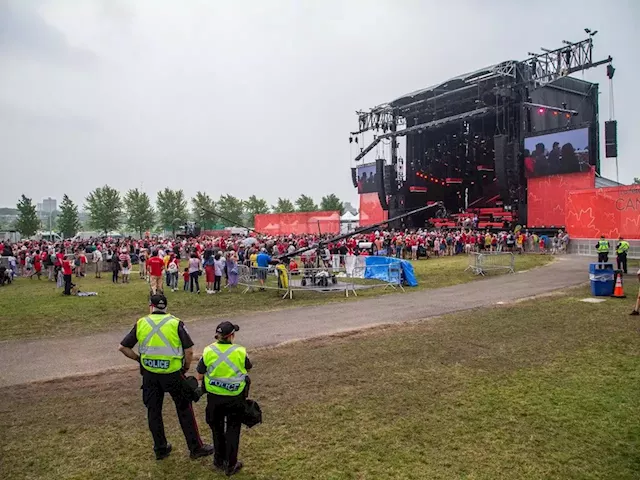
[
  {"left": 1, "top": 286, "right": 638, "bottom": 480},
  {"left": 0, "top": 255, "right": 553, "bottom": 341}
]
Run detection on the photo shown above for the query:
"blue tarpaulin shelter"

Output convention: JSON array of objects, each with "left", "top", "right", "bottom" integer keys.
[{"left": 364, "top": 256, "right": 418, "bottom": 287}]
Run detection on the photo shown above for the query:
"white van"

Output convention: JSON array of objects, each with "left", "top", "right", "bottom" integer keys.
[{"left": 73, "top": 231, "right": 102, "bottom": 241}]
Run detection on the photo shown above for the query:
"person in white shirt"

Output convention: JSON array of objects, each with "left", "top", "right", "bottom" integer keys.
[
  {"left": 93, "top": 248, "right": 103, "bottom": 278},
  {"left": 213, "top": 253, "right": 226, "bottom": 293},
  {"left": 167, "top": 260, "right": 179, "bottom": 292}
]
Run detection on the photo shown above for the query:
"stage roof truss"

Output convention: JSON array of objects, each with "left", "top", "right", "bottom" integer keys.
[{"left": 354, "top": 37, "right": 611, "bottom": 136}]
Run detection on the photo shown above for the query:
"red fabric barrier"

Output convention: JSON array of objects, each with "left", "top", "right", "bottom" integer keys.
[
  {"left": 254, "top": 211, "right": 340, "bottom": 235},
  {"left": 359, "top": 193, "right": 388, "bottom": 226},
  {"left": 527, "top": 169, "right": 595, "bottom": 227},
  {"left": 565, "top": 185, "right": 640, "bottom": 239}
]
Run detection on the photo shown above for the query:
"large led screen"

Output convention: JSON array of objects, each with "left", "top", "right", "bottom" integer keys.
[
  {"left": 523, "top": 127, "right": 591, "bottom": 178},
  {"left": 356, "top": 163, "right": 378, "bottom": 194}
]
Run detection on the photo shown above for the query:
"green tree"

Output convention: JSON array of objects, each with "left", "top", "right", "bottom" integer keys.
[
  {"left": 124, "top": 189, "right": 155, "bottom": 238},
  {"left": 216, "top": 194, "right": 246, "bottom": 227},
  {"left": 295, "top": 194, "right": 318, "bottom": 212},
  {"left": 633, "top": 177, "right": 640, "bottom": 185},
  {"left": 191, "top": 192, "right": 217, "bottom": 229},
  {"left": 272, "top": 198, "right": 295, "bottom": 213},
  {"left": 244, "top": 195, "right": 270, "bottom": 226},
  {"left": 320, "top": 193, "right": 344, "bottom": 214},
  {"left": 57, "top": 194, "right": 81, "bottom": 239},
  {"left": 85, "top": 185, "right": 123, "bottom": 234},
  {"left": 15, "top": 195, "right": 40, "bottom": 237},
  {"left": 156, "top": 188, "right": 189, "bottom": 236}
]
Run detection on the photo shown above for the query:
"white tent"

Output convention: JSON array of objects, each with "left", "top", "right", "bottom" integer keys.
[
  {"left": 340, "top": 211, "right": 359, "bottom": 222},
  {"left": 340, "top": 211, "right": 359, "bottom": 233}
]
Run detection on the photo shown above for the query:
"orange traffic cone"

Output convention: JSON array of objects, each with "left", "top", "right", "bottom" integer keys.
[{"left": 611, "top": 273, "right": 626, "bottom": 298}]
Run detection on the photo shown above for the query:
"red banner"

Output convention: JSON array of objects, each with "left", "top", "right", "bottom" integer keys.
[
  {"left": 565, "top": 185, "right": 640, "bottom": 239},
  {"left": 527, "top": 169, "right": 595, "bottom": 227},
  {"left": 254, "top": 211, "right": 340, "bottom": 235},
  {"left": 359, "top": 193, "right": 388, "bottom": 226}
]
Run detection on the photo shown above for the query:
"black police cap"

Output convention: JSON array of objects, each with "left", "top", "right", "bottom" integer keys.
[
  {"left": 149, "top": 294, "right": 168, "bottom": 309},
  {"left": 216, "top": 321, "right": 239, "bottom": 337}
]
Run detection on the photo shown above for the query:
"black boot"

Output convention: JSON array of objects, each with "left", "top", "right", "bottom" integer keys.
[
  {"left": 190, "top": 443, "right": 214, "bottom": 459},
  {"left": 155, "top": 443, "right": 172, "bottom": 460},
  {"left": 226, "top": 461, "right": 243, "bottom": 476}
]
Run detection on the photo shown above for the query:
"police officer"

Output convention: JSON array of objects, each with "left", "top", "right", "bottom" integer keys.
[
  {"left": 615, "top": 236, "right": 629, "bottom": 274},
  {"left": 118, "top": 294, "right": 213, "bottom": 460},
  {"left": 595, "top": 235, "right": 610, "bottom": 263},
  {"left": 196, "top": 321, "right": 252, "bottom": 476}
]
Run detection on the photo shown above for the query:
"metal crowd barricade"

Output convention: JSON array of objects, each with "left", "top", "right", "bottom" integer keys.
[
  {"left": 465, "top": 252, "right": 514, "bottom": 276},
  {"left": 237, "top": 254, "right": 405, "bottom": 299}
]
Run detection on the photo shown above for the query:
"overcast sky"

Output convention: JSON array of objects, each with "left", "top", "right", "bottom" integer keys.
[{"left": 0, "top": 0, "right": 638, "bottom": 209}]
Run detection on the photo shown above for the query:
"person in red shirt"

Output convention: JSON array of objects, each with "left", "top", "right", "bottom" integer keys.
[
  {"left": 31, "top": 250, "right": 42, "bottom": 280},
  {"left": 146, "top": 250, "right": 165, "bottom": 295},
  {"left": 62, "top": 255, "right": 74, "bottom": 295}
]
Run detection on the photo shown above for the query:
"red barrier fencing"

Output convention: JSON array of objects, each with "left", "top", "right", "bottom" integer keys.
[
  {"left": 359, "top": 193, "right": 388, "bottom": 226},
  {"left": 565, "top": 185, "right": 640, "bottom": 239},
  {"left": 254, "top": 211, "right": 340, "bottom": 235},
  {"left": 527, "top": 168, "right": 595, "bottom": 227}
]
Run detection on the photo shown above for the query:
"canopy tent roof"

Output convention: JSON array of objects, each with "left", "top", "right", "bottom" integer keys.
[{"left": 340, "top": 211, "right": 359, "bottom": 222}]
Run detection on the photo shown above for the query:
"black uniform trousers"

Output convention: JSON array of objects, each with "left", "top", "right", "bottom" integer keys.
[
  {"left": 617, "top": 253, "right": 628, "bottom": 274},
  {"left": 63, "top": 274, "right": 73, "bottom": 295},
  {"left": 205, "top": 394, "right": 245, "bottom": 468},
  {"left": 142, "top": 370, "right": 203, "bottom": 453},
  {"left": 597, "top": 252, "right": 609, "bottom": 263}
]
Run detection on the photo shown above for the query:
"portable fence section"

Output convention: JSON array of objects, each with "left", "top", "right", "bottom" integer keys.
[
  {"left": 237, "top": 254, "right": 405, "bottom": 299},
  {"left": 465, "top": 252, "right": 515, "bottom": 276}
]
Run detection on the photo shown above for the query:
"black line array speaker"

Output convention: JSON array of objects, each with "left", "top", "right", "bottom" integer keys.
[
  {"left": 493, "top": 134, "right": 508, "bottom": 191},
  {"left": 605, "top": 120, "right": 618, "bottom": 158},
  {"left": 351, "top": 167, "right": 358, "bottom": 188},
  {"left": 375, "top": 158, "right": 388, "bottom": 210},
  {"left": 384, "top": 165, "right": 396, "bottom": 194}
]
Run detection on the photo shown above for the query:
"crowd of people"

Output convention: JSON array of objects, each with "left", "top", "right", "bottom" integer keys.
[{"left": 0, "top": 227, "right": 570, "bottom": 293}]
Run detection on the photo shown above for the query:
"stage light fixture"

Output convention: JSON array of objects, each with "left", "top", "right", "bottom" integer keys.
[
  {"left": 553, "top": 111, "right": 558, "bottom": 116},
  {"left": 538, "top": 108, "right": 545, "bottom": 114},
  {"left": 565, "top": 113, "right": 571, "bottom": 119}
]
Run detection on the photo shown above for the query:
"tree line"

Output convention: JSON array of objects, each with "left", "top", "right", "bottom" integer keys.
[{"left": 11, "top": 188, "right": 345, "bottom": 238}]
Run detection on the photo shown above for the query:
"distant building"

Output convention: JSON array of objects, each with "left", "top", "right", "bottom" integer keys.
[
  {"left": 342, "top": 202, "right": 358, "bottom": 216},
  {"left": 36, "top": 197, "right": 58, "bottom": 214}
]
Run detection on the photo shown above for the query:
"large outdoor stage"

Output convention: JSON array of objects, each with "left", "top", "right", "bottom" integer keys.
[{"left": 351, "top": 34, "right": 619, "bottom": 236}]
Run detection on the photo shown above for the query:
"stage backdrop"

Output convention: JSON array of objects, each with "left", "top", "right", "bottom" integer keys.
[
  {"left": 359, "top": 193, "right": 388, "bottom": 226},
  {"left": 565, "top": 185, "right": 640, "bottom": 239},
  {"left": 254, "top": 211, "right": 340, "bottom": 235},
  {"left": 527, "top": 168, "right": 595, "bottom": 227}
]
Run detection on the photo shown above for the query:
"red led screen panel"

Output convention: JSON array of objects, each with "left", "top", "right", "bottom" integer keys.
[
  {"left": 254, "top": 211, "right": 340, "bottom": 235},
  {"left": 527, "top": 168, "right": 595, "bottom": 227},
  {"left": 565, "top": 185, "right": 640, "bottom": 239},
  {"left": 359, "top": 193, "right": 388, "bottom": 226}
]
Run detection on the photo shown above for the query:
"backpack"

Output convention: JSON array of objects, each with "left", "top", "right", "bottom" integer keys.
[{"left": 122, "top": 258, "right": 129, "bottom": 268}]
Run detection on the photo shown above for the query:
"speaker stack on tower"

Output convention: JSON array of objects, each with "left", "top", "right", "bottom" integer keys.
[
  {"left": 493, "top": 134, "right": 509, "bottom": 191},
  {"left": 351, "top": 167, "right": 358, "bottom": 188},
  {"left": 604, "top": 120, "right": 618, "bottom": 158},
  {"left": 375, "top": 158, "right": 388, "bottom": 210}
]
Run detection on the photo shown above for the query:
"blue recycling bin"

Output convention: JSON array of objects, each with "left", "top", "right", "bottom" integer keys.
[{"left": 589, "top": 263, "right": 615, "bottom": 296}]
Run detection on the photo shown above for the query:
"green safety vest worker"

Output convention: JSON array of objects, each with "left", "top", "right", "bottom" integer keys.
[
  {"left": 202, "top": 342, "right": 248, "bottom": 396},
  {"left": 136, "top": 314, "right": 184, "bottom": 374},
  {"left": 617, "top": 240, "right": 630, "bottom": 255},
  {"left": 597, "top": 240, "right": 609, "bottom": 253}
]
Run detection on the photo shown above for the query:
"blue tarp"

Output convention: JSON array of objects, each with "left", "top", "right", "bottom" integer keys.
[{"left": 364, "top": 256, "right": 418, "bottom": 287}]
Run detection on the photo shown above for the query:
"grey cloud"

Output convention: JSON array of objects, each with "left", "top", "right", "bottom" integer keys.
[{"left": 0, "top": 0, "right": 96, "bottom": 65}]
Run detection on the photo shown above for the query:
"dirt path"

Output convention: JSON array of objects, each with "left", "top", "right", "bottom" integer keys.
[{"left": 0, "top": 256, "right": 590, "bottom": 387}]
